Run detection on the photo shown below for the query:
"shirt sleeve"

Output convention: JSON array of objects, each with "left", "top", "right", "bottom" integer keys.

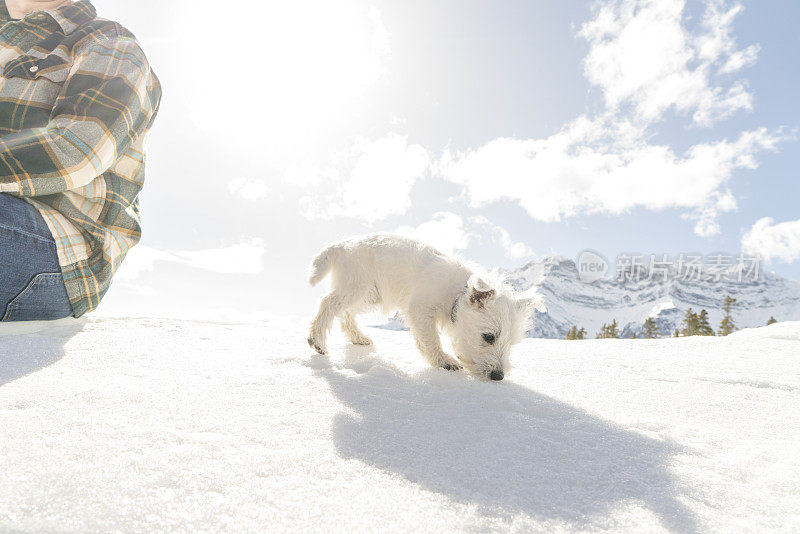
[{"left": 0, "top": 36, "right": 159, "bottom": 196}]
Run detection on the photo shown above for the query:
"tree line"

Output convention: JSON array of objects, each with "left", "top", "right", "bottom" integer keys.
[{"left": 565, "top": 296, "right": 780, "bottom": 339}]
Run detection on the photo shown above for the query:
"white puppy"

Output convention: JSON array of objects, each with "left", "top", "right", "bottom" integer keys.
[{"left": 307, "top": 234, "right": 531, "bottom": 380}]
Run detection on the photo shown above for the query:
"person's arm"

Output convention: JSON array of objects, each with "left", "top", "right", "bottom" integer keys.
[{"left": 0, "top": 36, "right": 160, "bottom": 197}]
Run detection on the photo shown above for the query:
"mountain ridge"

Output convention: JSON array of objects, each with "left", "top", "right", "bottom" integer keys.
[{"left": 504, "top": 256, "right": 800, "bottom": 338}]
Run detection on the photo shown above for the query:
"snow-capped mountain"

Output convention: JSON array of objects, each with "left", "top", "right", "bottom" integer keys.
[{"left": 504, "top": 256, "right": 800, "bottom": 339}]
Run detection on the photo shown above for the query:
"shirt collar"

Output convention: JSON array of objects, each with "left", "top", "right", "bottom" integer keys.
[
  {"left": 0, "top": 1, "right": 96, "bottom": 33},
  {"left": 43, "top": 0, "right": 96, "bottom": 34}
]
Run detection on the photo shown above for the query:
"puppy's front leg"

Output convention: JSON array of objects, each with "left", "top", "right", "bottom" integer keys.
[{"left": 406, "top": 306, "right": 462, "bottom": 371}]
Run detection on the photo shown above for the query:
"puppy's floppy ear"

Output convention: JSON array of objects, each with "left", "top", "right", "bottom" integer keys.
[{"left": 468, "top": 275, "right": 495, "bottom": 307}]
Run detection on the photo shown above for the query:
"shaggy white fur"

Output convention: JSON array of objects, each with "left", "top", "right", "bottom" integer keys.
[{"left": 308, "top": 234, "right": 531, "bottom": 380}]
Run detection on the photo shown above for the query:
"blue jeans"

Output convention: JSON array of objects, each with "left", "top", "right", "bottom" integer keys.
[{"left": 0, "top": 193, "right": 73, "bottom": 322}]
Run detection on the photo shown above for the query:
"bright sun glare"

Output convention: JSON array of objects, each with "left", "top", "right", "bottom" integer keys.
[{"left": 184, "top": 1, "right": 389, "bottom": 155}]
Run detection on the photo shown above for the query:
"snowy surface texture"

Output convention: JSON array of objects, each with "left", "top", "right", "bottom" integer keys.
[
  {"left": 1, "top": 318, "right": 799, "bottom": 532},
  {"left": 504, "top": 257, "right": 800, "bottom": 339}
]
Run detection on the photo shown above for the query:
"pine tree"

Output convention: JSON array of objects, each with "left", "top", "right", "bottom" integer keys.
[
  {"left": 767, "top": 316, "right": 778, "bottom": 326},
  {"left": 597, "top": 319, "right": 619, "bottom": 339},
  {"left": 609, "top": 319, "right": 619, "bottom": 338},
  {"left": 567, "top": 326, "right": 587, "bottom": 340},
  {"left": 719, "top": 296, "right": 738, "bottom": 336},
  {"left": 681, "top": 308, "right": 699, "bottom": 336},
  {"left": 631, "top": 333, "right": 637, "bottom": 339},
  {"left": 643, "top": 317, "right": 660, "bottom": 338},
  {"left": 697, "top": 309, "right": 715, "bottom": 336},
  {"left": 674, "top": 329, "right": 680, "bottom": 338}
]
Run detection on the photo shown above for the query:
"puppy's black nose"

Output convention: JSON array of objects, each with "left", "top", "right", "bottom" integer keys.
[{"left": 490, "top": 370, "right": 504, "bottom": 381}]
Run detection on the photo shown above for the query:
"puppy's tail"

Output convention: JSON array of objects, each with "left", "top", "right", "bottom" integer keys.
[{"left": 309, "top": 244, "right": 343, "bottom": 286}]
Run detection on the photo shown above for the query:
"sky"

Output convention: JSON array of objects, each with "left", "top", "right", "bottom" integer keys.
[{"left": 89, "top": 0, "right": 800, "bottom": 319}]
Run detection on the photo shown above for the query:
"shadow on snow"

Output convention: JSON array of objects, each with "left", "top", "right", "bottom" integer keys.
[
  {"left": 311, "top": 344, "right": 698, "bottom": 532},
  {"left": 0, "top": 320, "right": 85, "bottom": 387}
]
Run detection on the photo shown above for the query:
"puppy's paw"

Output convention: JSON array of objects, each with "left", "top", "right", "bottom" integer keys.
[
  {"left": 438, "top": 355, "right": 463, "bottom": 372},
  {"left": 307, "top": 337, "right": 327, "bottom": 355},
  {"left": 350, "top": 335, "right": 373, "bottom": 346}
]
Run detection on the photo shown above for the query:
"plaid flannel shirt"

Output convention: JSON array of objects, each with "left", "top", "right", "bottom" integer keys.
[{"left": 0, "top": 0, "right": 161, "bottom": 317}]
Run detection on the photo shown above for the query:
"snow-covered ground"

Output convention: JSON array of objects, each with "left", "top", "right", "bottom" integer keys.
[{"left": 1, "top": 317, "right": 799, "bottom": 532}]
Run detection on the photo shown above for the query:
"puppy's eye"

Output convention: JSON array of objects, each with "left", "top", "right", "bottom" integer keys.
[{"left": 482, "top": 333, "right": 495, "bottom": 344}]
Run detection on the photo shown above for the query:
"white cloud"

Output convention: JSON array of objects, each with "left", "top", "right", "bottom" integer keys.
[
  {"left": 116, "top": 247, "right": 177, "bottom": 281},
  {"left": 395, "top": 212, "right": 534, "bottom": 260},
  {"left": 175, "top": 239, "right": 265, "bottom": 274},
  {"left": 579, "top": 0, "right": 756, "bottom": 125},
  {"left": 682, "top": 189, "right": 739, "bottom": 237},
  {"left": 697, "top": 0, "right": 760, "bottom": 74},
  {"left": 437, "top": 0, "right": 787, "bottom": 237},
  {"left": 742, "top": 218, "right": 800, "bottom": 263},
  {"left": 116, "top": 239, "right": 266, "bottom": 281},
  {"left": 297, "top": 134, "right": 430, "bottom": 223},
  {"left": 471, "top": 217, "right": 535, "bottom": 260},
  {"left": 441, "top": 122, "right": 785, "bottom": 233},
  {"left": 395, "top": 212, "right": 474, "bottom": 257},
  {"left": 229, "top": 178, "right": 270, "bottom": 201}
]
